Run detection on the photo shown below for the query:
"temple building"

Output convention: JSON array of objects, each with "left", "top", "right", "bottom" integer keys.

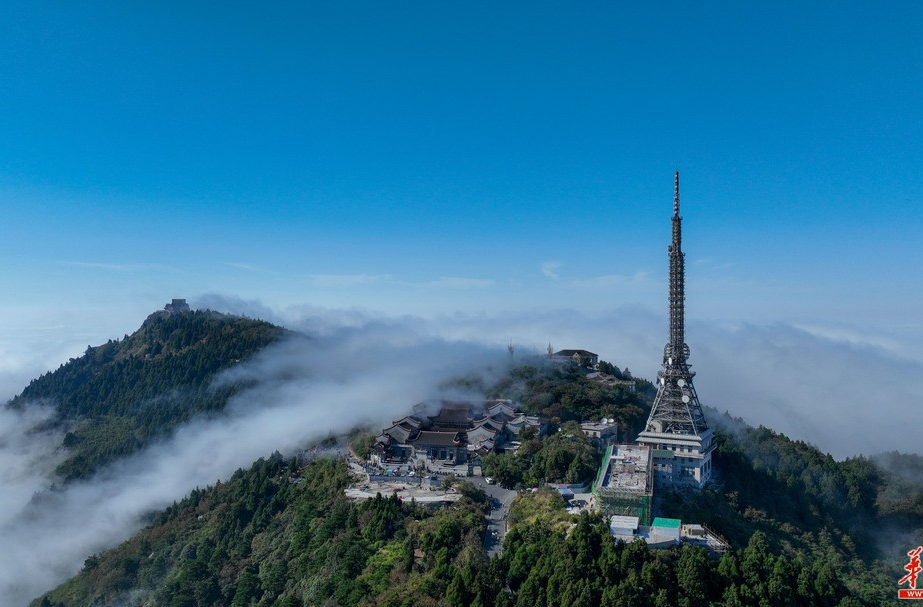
[{"left": 371, "top": 400, "right": 547, "bottom": 466}]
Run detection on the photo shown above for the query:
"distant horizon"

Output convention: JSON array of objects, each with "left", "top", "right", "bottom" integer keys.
[
  {"left": 2, "top": 293, "right": 919, "bottom": 463},
  {"left": 2, "top": 3, "right": 921, "bottom": 459}
]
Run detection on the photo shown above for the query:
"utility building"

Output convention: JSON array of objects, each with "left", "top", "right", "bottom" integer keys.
[
  {"left": 593, "top": 443, "right": 653, "bottom": 525},
  {"left": 636, "top": 173, "right": 715, "bottom": 488}
]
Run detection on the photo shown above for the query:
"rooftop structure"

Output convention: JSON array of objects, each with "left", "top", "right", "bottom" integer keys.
[
  {"left": 608, "top": 515, "right": 729, "bottom": 553},
  {"left": 593, "top": 444, "right": 653, "bottom": 525},
  {"left": 409, "top": 431, "right": 466, "bottom": 464},
  {"left": 164, "top": 298, "right": 190, "bottom": 313},
  {"left": 410, "top": 430, "right": 464, "bottom": 447},
  {"left": 371, "top": 400, "right": 547, "bottom": 467},
  {"left": 551, "top": 349, "right": 599, "bottom": 368},
  {"left": 641, "top": 517, "right": 682, "bottom": 548},
  {"left": 609, "top": 515, "right": 640, "bottom": 538},
  {"left": 636, "top": 173, "right": 715, "bottom": 488},
  {"left": 428, "top": 403, "right": 474, "bottom": 429},
  {"left": 580, "top": 419, "right": 618, "bottom": 448},
  {"left": 376, "top": 425, "right": 413, "bottom": 446}
]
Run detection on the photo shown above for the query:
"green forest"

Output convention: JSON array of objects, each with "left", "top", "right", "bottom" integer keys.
[
  {"left": 479, "top": 363, "right": 652, "bottom": 489},
  {"left": 32, "top": 442, "right": 916, "bottom": 607},
  {"left": 8, "top": 310, "right": 286, "bottom": 480},
  {"left": 25, "top": 349, "right": 923, "bottom": 606},
  {"left": 480, "top": 363, "right": 921, "bottom": 605},
  {"left": 5, "top": 311, "right": 919, "bottom": 606}
]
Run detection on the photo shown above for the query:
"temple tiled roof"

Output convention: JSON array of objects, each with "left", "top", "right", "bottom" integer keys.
[
  {"left": 392, "top": 415, "right": 423, "bottom": 428},
  {"left": 474, "top": 417, "right": 505, "bottom": 432},
  {"left": 381, "top": 424, "right": 416, "bottom": 444},
  {"left": 467, "top": 425, "right": 499, "bottom": 444},
  {"left": 408, "top": 431, "right": 464, "bottom": 447}
]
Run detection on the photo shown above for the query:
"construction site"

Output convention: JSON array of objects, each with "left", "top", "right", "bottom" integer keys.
[{"left": 592, "top": 443, "right": 654, "bottom": 525}]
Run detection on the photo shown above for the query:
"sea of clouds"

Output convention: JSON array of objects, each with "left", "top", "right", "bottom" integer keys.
[
  {"left": 0, "top": 313, "right": 505, "bottom": 604},
  {"left": 1, "top": 297, "right": 921, "bottom": 604}
]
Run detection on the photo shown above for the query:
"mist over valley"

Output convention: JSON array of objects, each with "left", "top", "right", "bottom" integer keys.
[{"left": 1, "top": 299, "right": 920, "bottom": 605}]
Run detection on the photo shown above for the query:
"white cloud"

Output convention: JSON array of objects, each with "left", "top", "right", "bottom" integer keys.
[
  {"left": 541, "top": 261, "right": 562, "bottom": 280},
  {"left": 566, "top": 271, "right": 650, "bottom": 289},
  {"left": 308, "top": 273, "right": 395, "bottom": 287},
  {"left": 0, "top": 317, "right": 505, "bottom": 605},
  {"left": 427, "top": 277, "right": 494, "bottom": 289},
  {"left": 193, "top": 294, "right": 284, "bottom": 323},
  {"left": 57, "top": 261, "right": 181, "bottom": 274},
  {"left": 2, "top": 299, "right": 920, "bottom": 603},
  {"left": 0, "top": 333, "right": 90, "bottom": 404},
  {"left": 409, "top": 306, "right": 923, "bottom": 458},
  {"left": 225, "top": 262, "right": 273, "bottom": 273},
  {"left": 691, "top": 320, "right": 923, "bottom": 459}
]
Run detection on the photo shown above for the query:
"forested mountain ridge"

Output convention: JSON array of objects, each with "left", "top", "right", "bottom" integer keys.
[
  {"left": 482, "top": 364, "right": 922, "bottom": 603},
  {"left": 7, "top": 309, "right": 288, "bottom": 480},
  {"left": 30, "top": 361, "right": 923, "bottom": 606},
  {"left": 32, "top": 448, "right": 910, "bottom": 607},
  {"left": 660, "top": 420, "right": 921, "bottom": 605}
]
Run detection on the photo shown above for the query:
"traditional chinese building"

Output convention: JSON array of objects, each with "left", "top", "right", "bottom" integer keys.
[
  {"left": 371, "top": 400, "right": 546, "bottom": 466},
  {"left": 551, "top": 349, "right": 599, "bottom": 368}
]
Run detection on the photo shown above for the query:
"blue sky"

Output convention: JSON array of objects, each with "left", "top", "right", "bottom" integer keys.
[
  {"left": 1, "top": 3, "right": 922, "bottom": 452},
  {"left": 4, "top": 6, "right": 923, "bottom": 596}
]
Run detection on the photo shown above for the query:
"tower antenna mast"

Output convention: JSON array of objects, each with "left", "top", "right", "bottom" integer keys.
[{"left": 636, "top": 172, "right": 713, "bottom": 487}]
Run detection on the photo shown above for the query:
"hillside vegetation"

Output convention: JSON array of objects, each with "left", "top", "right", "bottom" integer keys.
[
  {"left": 480, "top": 363, "right": 652, "bottom": 488},
  {"left": 7, "top": 310, "right": 286, "bottom": 480},
  {"left": 25, "top": 357, "right": 923, "bottom": 606},
  {"left": 34, "top": 455, "right": 496, "bottom": 607},
  {"left": 34, "top": 451, "right": 885, "bottom": 607},
  {"left": 501, "top": 364, "right": 923, "bottom": 604}
]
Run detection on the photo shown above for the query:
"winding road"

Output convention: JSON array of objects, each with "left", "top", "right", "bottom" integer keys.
[{"left": 468, "top": 477, "right": 517, "bottom": 557}]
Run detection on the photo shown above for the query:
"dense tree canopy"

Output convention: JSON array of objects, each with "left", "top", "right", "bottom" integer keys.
[
  {"left": 7, "top": 310, "right": 286, "bottom": 480},
  {"left": 485, "top": 363, "right": 653, "bottom": 436},
  {"left": 24, "top": 347, "right": 922, "bottom": 606},
  {"left": 35, "top": 454, "right": 880, "bottom": 607},
  {"left": 482, "top": 421, "right": 599, "bottom": 489}
]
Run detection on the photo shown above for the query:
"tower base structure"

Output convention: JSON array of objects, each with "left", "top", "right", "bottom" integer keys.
[{"left": 636, "top": 428, "right": 715, "bottom": 488}]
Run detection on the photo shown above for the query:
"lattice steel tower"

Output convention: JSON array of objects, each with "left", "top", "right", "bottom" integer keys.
[{"left": 636, "top": 172, "right": 714, "bottom": 487}]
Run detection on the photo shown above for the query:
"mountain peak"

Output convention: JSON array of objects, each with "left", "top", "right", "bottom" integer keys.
[{"left": 142, "top": 298, "right": 193, "bottom": 328}]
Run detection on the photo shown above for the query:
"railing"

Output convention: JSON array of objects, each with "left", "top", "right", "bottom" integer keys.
[
  {"left": 700, "top": 524, "right": 731, "bottom": 552},
  {"left": 368, "top": 475, "right": 442, "bottom": 487}
]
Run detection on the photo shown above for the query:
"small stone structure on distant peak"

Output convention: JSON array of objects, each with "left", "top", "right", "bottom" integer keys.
[{"left": 164, "top": 299, "right": 191, "bottom": 313}]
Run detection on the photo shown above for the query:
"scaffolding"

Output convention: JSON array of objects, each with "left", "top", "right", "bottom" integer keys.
[{"left": 593, "top": 444, "right": 653, "bottom": 525}]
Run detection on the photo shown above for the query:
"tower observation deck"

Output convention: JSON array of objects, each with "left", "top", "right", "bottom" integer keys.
[{"left": 636, "top": 173, "right": 715, "bottom": 488}]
